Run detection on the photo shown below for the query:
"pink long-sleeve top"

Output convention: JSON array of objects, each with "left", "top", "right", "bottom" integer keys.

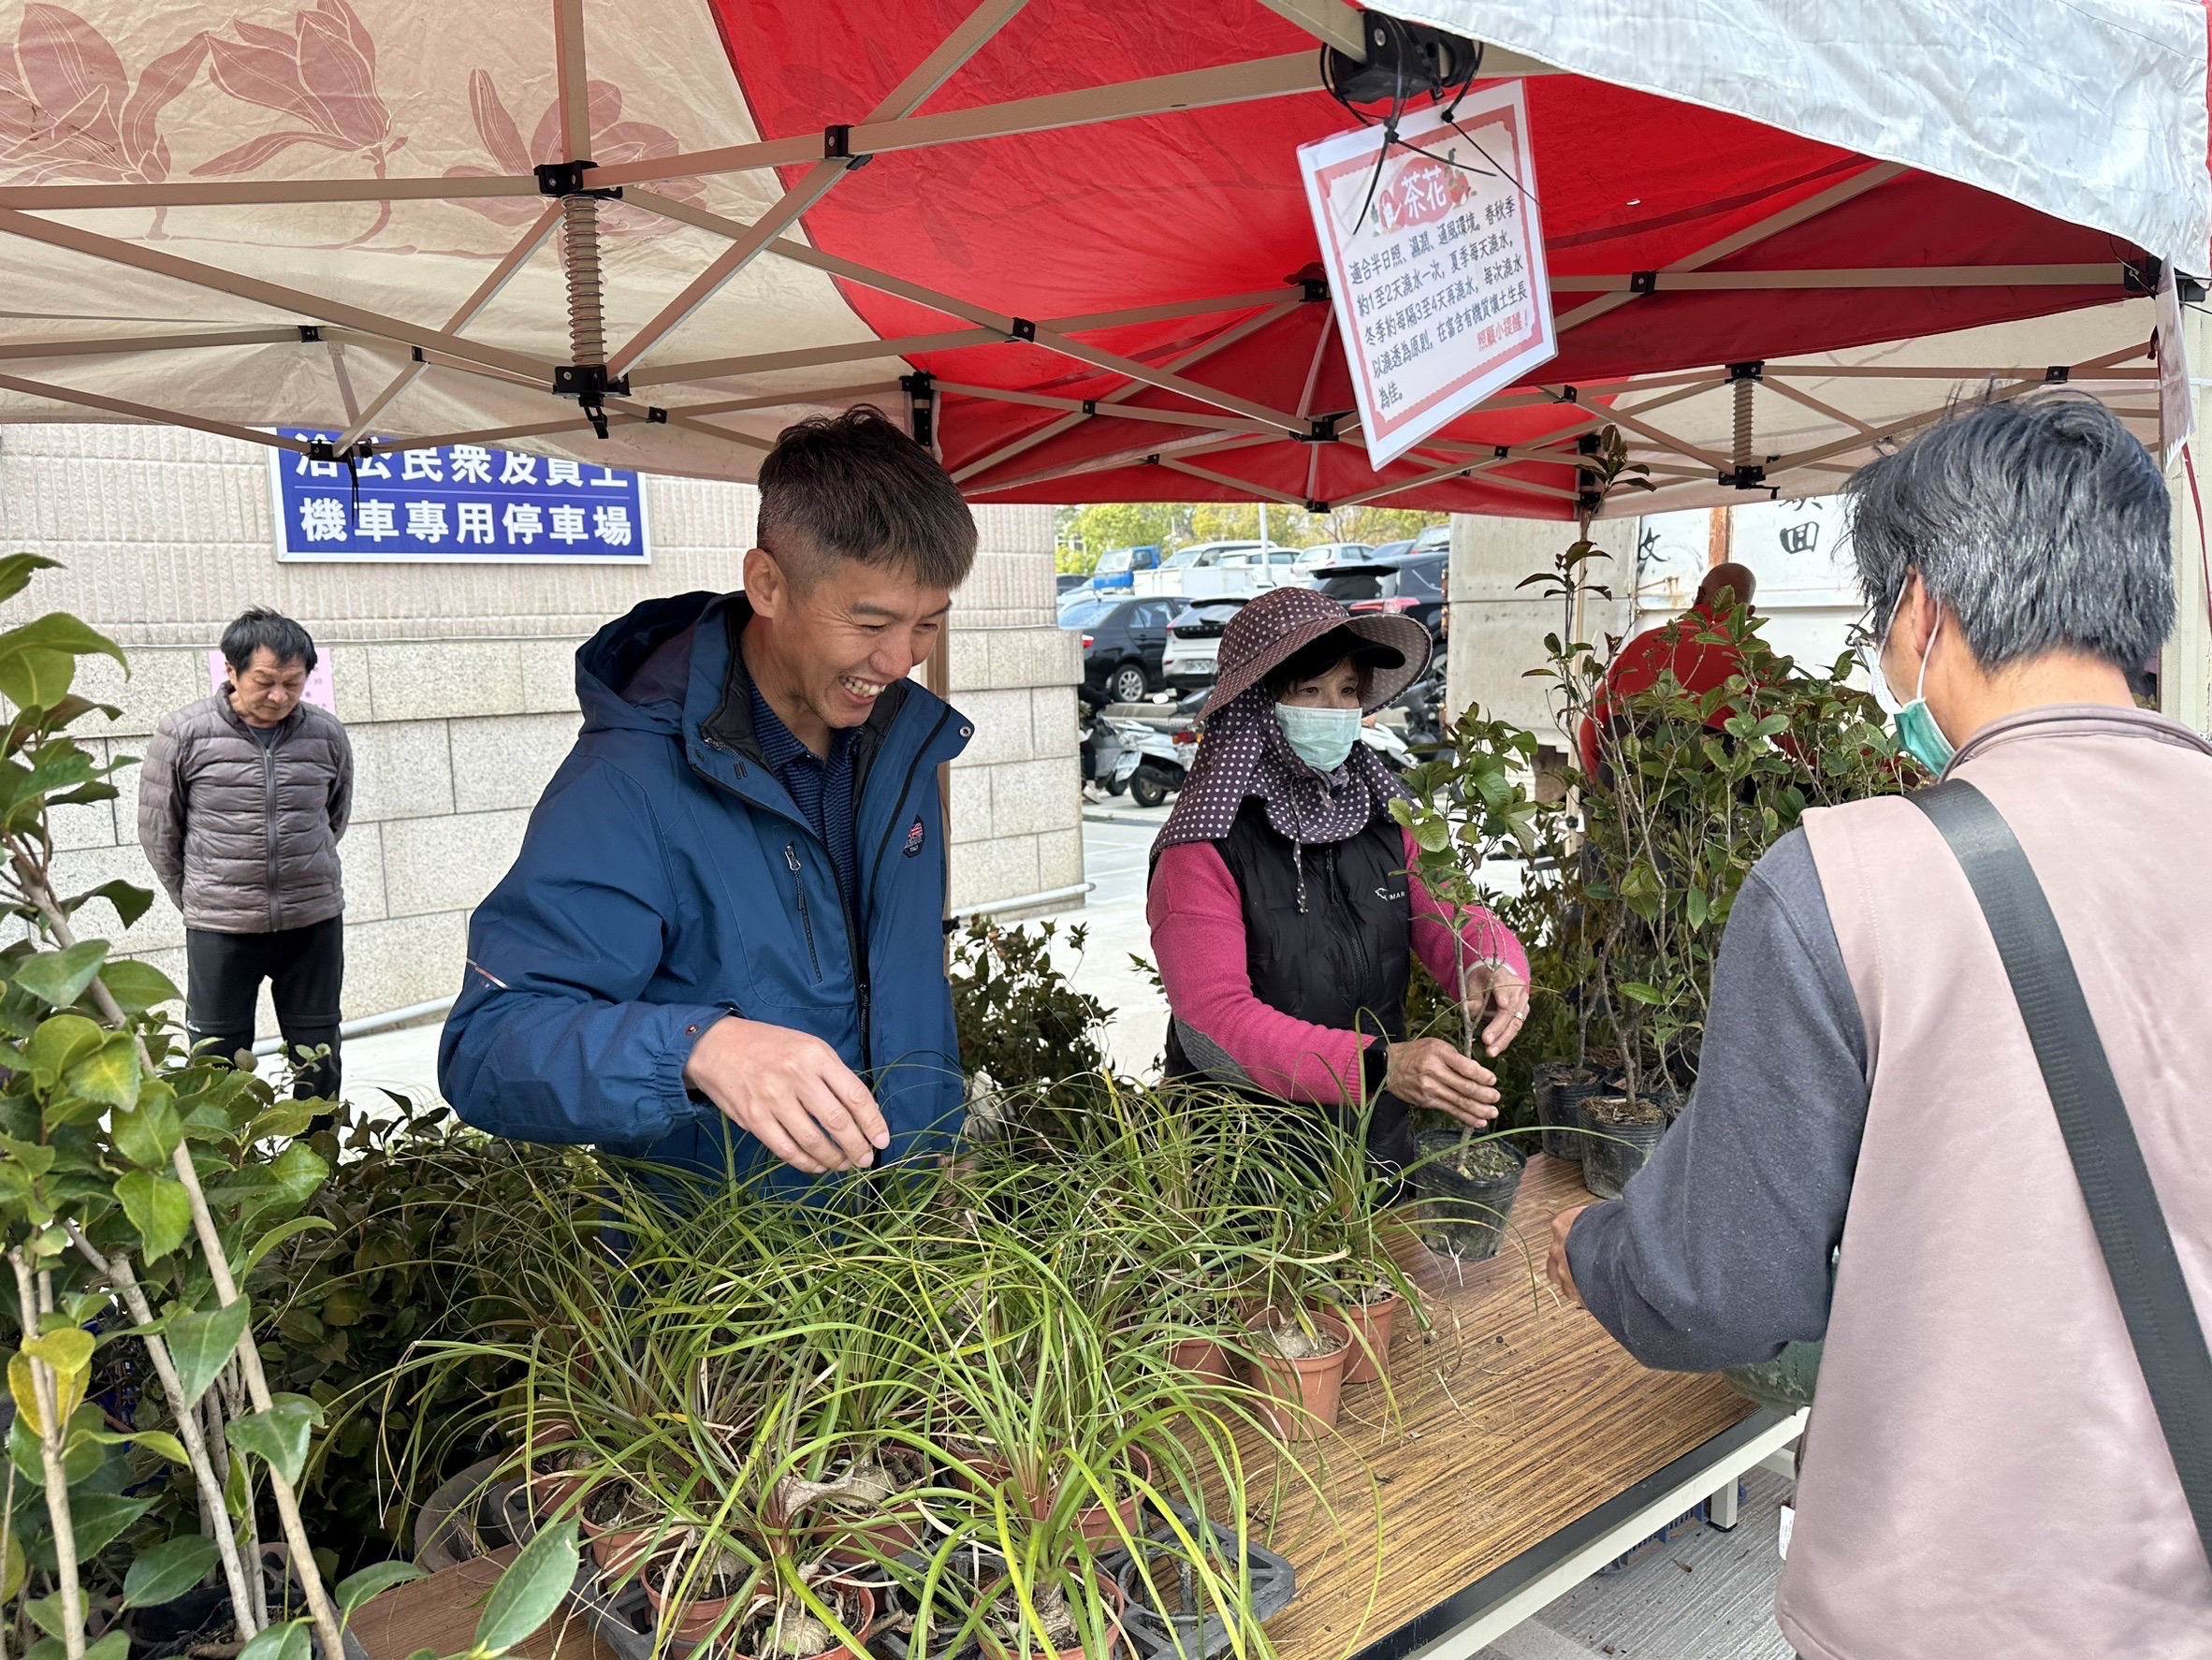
[{"left": 1147, "top": 827, "right": 1529, "bottom": 1103}]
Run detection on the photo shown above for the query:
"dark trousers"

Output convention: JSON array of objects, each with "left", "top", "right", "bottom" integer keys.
[{"left": 185, "top": 916, "right": 343, "bottom": 1100}]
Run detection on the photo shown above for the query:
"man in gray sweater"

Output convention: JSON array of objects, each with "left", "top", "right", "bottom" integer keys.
[
  {"left": 138, "top": 608, "right": 353, "bottom": 1099},
  {"left": 1548, "top": 396, "right": 2212, "bottom": 1657}
]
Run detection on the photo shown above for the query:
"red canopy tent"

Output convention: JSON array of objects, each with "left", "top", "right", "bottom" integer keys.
[{"left": 0, "top": 0, "right": 2202, "bottom": 516}]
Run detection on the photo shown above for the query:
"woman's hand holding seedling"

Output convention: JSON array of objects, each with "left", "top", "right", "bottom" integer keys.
[{"left": 1385, "top": 1037, "right": 1500, "bottom": 1126}]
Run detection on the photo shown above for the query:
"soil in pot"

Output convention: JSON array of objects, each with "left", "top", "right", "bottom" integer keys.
[
  {"left": 979, "top": 1569, "right": 1122, "bottom": 1660},
  {"left": 733, "top": 1583, "right": 876, "bottom": 1660},
  {"left": 1239, "top": 1311, "right": 1349, "bottom": 1442},
  {"left": 124, "top": 1585, "right": 233, "bottom": 1660},
  {"left": 1546, "top": 1073, "right": 1608, "bottom": 1162},
  {"left": 1326, "top": 1281, "right": 1404, "bottom": 1386},
  {"left": 1577, "top": 1095, "right": 1667, "bottom": 1200},
  {"left": 806, "top": 1443, "right": 934, "bottom": 1552},
  {"left": 1409, "top": 1132, "right": 1526, "bottom": 1261}
]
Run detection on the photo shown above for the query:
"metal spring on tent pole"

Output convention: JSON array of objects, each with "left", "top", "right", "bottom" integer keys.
[
  {"left": 1731, "top": 371, "right": 1754, "bottom": 470},
  {"left": 562, "top": 192, "right": 605, "bottom": 368}
]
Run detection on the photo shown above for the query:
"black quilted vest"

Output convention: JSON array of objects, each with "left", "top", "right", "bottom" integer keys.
[{"left": 1163, "top": 798, "right": 1416, "bottom": 1171}]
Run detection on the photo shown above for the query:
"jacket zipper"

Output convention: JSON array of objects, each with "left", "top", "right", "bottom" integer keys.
[
  {"left": 702, "top": 706, "right": 955, "bottom": 1078},
  {"left": 784, "top": 844, "right": 823, "bottom": 983},
  {"left": 854, "top": 707, "right": 957, "bottom": 1067},
  {"left": 260, "top": 732, "right": 280, "bottom": 931}
]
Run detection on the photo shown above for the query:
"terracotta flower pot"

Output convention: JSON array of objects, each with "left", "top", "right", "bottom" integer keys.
[
  {"left": 955, "top": 1446, "right": 1156, "bottom": 1542},
  {"left": 582, "top": 1507, "right": 665, "bottom": 1583},
  {"left": 977, "top": 1569, "right": 1124, "bottom": 1660},
  {"left": 1167, "top": 1335, "right": 1234, "bottom": 1387},
  {"left": 1074, "top": 1445, "right": 1155, "bottom": 1543},
  {"left": 1238, "top": 1312, "right": 1349, "bottom": 1442},
  {"left": 647, "top": 1564, "right": 741, "bottom": 1649},
  {"left": 1330, "top": 1288, "right": 1404, "bottom": 1386}
]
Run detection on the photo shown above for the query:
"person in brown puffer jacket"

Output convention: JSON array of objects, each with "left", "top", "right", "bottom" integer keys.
[{"left": 138, "top": 608, "right": 353, "bottom": 1099}]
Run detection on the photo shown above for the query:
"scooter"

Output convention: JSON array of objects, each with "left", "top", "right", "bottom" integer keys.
[{"left": 1109, "top": 718, "right": 1189, "bottom": 808}]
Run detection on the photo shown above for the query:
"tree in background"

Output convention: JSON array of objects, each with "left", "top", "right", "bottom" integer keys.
[{"left": 1053, "top": 502, "right": 1446, "bottom": 568}]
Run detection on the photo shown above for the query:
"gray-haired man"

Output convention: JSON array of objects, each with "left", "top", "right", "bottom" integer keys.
[
  {"left": 1546, "top": 396, "right": 2212, "bottom": 1656},
  {"left": 138, "top": 608, "right": 353, "bottom": 1098}
]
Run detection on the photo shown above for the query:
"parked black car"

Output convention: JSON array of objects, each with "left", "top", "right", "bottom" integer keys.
[
  {"left": 1309, "top": 550, "right": 1448, "bottom": 638},
  {"left": 1056, "top": 573, "right": 1093, "bottom": 597},
  {"left": 1062, "top": 594, "right": 1177, "bottom": 704}
]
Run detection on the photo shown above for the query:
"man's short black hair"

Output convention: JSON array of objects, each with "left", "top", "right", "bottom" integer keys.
[
  {"left": 755, "top": 404, "right": 977, "bottom": 591},
  {"left": 221, "top": 607, "right": 317, "bottom": 675}
]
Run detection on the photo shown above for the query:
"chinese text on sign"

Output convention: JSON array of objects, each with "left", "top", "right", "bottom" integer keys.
[
  {"left": 269, "top": 430, "right": 650, "bottom": 562},
  {"left": 1298, "top": 84, "right": 1556, "bottom": 471}
]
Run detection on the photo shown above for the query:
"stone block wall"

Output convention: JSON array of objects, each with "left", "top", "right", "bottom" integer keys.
[{"left": 0, "top": 424, "right": 1081, "bottom": 1021}]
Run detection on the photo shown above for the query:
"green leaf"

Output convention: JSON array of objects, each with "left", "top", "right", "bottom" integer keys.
[
  {"left": 239, "top": 1216, "right": 334, "bottom": 1279},
  {"left": 337, "top": 1560, "right": 427, "bottom": 1618},
  {"left": 14, "top": 942, "right": 108, "bottom": 1010},
  {"left": 66, "top": 1492, "right": 154, "bottom": 1558},
  {"left": 0, "top": 555, "right": 60, "bottom": 609},
  {"left": 22, "top": 1327, "right": 94, "bottom": 1376},
  {"left": 88, "top": 1427, "right": 190, "bottom": 1466},
  {"left": 1619, "top": 982, "right": 1666, "bottom": 1005},
  {"left": 115, "top": 1170, "right": 192, "bottom": 1260},
  {"left": 22, "top": 1013, "right": 104, "bottom": 1090},
  {"left": 111, "top": 1085, "right": 182, "bottom": 1168},
  {"left": 1, "top": 1529, "right": 21, "bottom": 1602},
  {"left": 268, "top": 1142, "right": 329, "bottom": 1208},
  {"left": 64, "top": 1033, "right": 139, "bottom": 1110},
  {"left": 83, "top": 1631, "right": 130, "bottom": 1660},
  {"left": 98, "top": 957, "right": 178, "bottom": 1012},
  {"left": 235, "top": 1620, "right": 312, "bottom": 1660},
  {"left": 473, "top": 1516, "right": 580, "bottom": 1654},
  {"left": 164, "top": 1296, "right": 250, "bottom": 1408},
  {"left": 26, "top": 1591, "right": 69, "bottom": 1642},
  {"left": 244, "top": 1102, "right": 319, "bottom": 1143},
  {"left": 124, "top": 1535, "right": 221, "bottom": 1609},
  {"left": 226, "top": 1394, "right": 320, "bottom": 1486}
]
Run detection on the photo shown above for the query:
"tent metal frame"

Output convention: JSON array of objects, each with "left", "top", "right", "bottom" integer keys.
[{"left": 0, "top": 0, "right": 2161, "bottom": 508}]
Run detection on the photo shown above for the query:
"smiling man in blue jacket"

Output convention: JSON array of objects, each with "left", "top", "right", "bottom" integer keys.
[{"left": 439, "top": 407, "right": 976, "bottom": 1184}]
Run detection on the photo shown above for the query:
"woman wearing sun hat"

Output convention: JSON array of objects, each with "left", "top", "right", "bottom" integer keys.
[{"left": 1147, "top": 586, "right": 1530, "bottom": 1172}]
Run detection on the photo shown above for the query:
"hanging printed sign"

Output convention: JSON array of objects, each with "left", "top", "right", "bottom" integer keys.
[
  {"left": 1299, "top": 82, "right": 1556, "bottom": 471},
  {"left": 269, "top": 430, "right": 651, "bottom": 563}
]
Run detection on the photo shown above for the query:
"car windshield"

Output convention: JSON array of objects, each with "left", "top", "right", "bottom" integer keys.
[
  {"left": 1396, "top": 556, "right": 1446, "bottom": 601},
  {"left": 1371, "top": 540, "right": 1413, "bottom": 560},
  {"left": 1096, "top": 547, "right": 1135, "bottom": 574},
  {"left": 1059, "top": 601, "right": 1110, "bottom": 629}
]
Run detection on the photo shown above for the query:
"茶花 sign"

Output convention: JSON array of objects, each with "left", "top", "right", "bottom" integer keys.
[
  {"left": 1299, "top": 82, "right": 1556, "bottom": 471},
  {"left": 269, "top": 430, "right": 650, "bottom": 563}
]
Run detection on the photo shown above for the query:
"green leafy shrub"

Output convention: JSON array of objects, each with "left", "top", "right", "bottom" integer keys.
[{"left": 949, "top": 918, "right": 1109, "bottom": 1089}]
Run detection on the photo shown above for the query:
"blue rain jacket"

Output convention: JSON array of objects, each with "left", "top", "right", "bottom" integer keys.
[{"left": 438, "top": 590, "right": 973, "bottom": 1184}]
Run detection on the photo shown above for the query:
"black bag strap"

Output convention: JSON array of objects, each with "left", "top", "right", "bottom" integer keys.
[{"left": 1912, "top": 779, "right": 2212, "bottom": 1566}]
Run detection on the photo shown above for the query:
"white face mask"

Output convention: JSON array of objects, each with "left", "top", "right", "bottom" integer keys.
[{"left": 1274, "top": 702, "right": 1362, "bottom": 772}]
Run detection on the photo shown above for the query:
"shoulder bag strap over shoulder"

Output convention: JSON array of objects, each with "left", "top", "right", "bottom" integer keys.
[{"left": 1912, "top": 778, "right": 2212, "bottom": 1567}]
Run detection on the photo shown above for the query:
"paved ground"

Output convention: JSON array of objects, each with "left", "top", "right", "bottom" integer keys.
[{"left": 332, "top": 801, "right": 1793, "bottom": 1655}]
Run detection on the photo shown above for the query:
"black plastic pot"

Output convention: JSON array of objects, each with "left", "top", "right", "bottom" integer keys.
[
  {"left": 1576, "top": 1096, "right": 1667, "bottom": 1200},
  {"left": 1106, "top": 1505, "right": 1296, "bottom": 1660},
  {"left": 1408, "top": 1132, "right": 1526, "bottom": 1261},
  {"left": 1545, "top": 1073, "right": 1608, "bottom": 1162}
]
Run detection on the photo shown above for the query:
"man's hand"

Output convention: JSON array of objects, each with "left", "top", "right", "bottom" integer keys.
[
  {"left": 1548, "top": 1203, "right": 1594, "bottom": 1305},
  {"left": 682, "top": 1016, "right": 888, "bottom": 1174},
  {"left": 1385, "top": 1037, "right": 1499, "bottom": 1127},
  {"left": 1462, "top": 962, "right": 1532, "bottom": 1056}
]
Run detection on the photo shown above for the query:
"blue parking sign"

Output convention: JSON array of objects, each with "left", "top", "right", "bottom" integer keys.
[{"left": 269, "top": 430, "right": 651, "bottom": 562}]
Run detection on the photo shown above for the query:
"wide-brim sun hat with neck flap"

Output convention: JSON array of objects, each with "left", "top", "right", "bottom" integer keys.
[{"left": 1201, "top": 587, "right": 1433, "bottom": 720}]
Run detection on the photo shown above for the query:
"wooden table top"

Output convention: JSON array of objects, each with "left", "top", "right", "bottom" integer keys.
[
  {"left": 1258, "top": 1153, "right": 1753, "bottom": 1660},
  {"left": 354, "top": 1155, "right": 1750, "bottom": 1660}
]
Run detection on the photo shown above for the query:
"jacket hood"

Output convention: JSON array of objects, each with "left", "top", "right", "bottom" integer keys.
[{"left": 575, "top": 590, "right": 722, "bottom": 737}]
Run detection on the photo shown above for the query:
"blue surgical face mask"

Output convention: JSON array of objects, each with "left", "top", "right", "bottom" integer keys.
[
  {"left": 1274, "top": 702, "right": 1362, "bottom": 773},
  {"left": 1880, "top": 590, "right": 1956, "bottom": 774}
]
